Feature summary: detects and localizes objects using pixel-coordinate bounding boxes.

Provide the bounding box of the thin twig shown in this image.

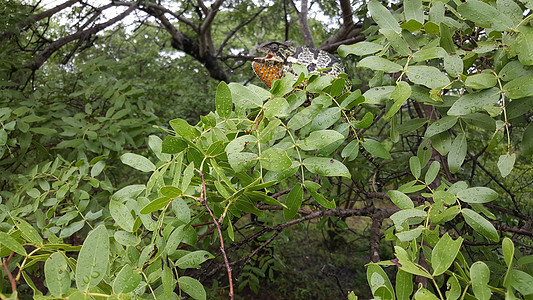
[195,168,234,300]
[2,252,17,297]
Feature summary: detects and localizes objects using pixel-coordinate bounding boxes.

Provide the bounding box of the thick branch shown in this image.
[29,3,137,71]
[34,0,80,22]
[294,0,315,47]
[319,0,363,52]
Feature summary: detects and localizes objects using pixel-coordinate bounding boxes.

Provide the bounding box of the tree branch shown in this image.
[294,0,315,47]
[29,3,137,71]
[196,168,234,300]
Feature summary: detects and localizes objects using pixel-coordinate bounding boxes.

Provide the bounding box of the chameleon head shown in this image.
[252,41,296,88]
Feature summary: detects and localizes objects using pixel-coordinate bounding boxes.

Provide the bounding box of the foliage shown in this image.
[1,0,533,299]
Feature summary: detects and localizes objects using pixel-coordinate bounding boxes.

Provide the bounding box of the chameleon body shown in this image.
[252,41,350,91]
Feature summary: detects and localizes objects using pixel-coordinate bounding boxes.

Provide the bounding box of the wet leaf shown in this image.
[75,225,109,290]
[45,252,71,297]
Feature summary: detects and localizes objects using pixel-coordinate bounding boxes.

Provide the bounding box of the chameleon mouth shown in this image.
[254,53,283,63]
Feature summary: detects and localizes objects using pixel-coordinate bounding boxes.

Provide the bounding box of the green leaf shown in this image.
[396,270,413,300]
[444,54,464,77]
[172,197,191,223]
[338,42,384,57]
[309,190,336,209]
[431,132,451,155]
[367,264,395,299]
[503,237,514,268]
[404,0,424,23]
[120,153,155,173]
[181,162,195,192]
[414,287,439,300]
[341,90,364,109]
[457,187,498,203]
[271,73,295,96]
[406,66,450,89]
[176,250,214,269]
[499,60,532,82]
[425,116,457,137]
[162,136,188,154]
[458,0,513,31]
[394,246,432,278]
[140,196,171,214]
[166,225,186,255]
[0,232,26,256]
[363,86,395,104]
[516,26,533,66]
[440,23,456,54]
[401,19,423,32]
[424,22,439,34]
[390,209,426,231]
[412,47,447,63]
[160,186,182,198]
[425,161,440,184]
[431,233,463,276]
[368,0,401,33]
[225,135,257,154]
[433,191,456,206]
[358,56,403,73]
[307,76,333,93]
[508,269,533,295]
[388,190,414,209]
[380,29,411,56]
[264,97,290,118]
[228,152,258,172]
[287,105,320,130]
[342,140,360,161]
[497,153,516,177]
[75,225,109,290]
[399,118,427,134]
[178,276,206,300]
[13,217,43,246]
[59,220,85,239]
[361,139,392,159]
[215,81,232,118]
[353,112,374,129]
[110,200,135,232]
[169,118,200,140]
[114,231,139,246]
[448,133,467,173]
[462,208,499,242]
[260,148,292,171]
[299,130,344,151]
[522,123,533,156]
[396,225,424,242]
[386,82,411,120]
[446,275,461,300]
[284,183,303,220]
[44,252,70,297]
[470,261,491,300]
[409,156,421,179]
[504,74,533,99]
[310,107,341,131]
[465,73,497,89]
[113,264,141,294]
[303,157,351,177]
[229,83,264,109]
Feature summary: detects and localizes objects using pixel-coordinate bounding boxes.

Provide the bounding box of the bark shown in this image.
[29,3,137,71]
[294,0,315,47]
[319,0,364,53]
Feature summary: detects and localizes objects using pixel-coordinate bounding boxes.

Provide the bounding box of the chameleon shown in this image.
[252,41,351,91]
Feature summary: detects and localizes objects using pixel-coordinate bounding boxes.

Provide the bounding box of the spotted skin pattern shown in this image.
[252,41,350,90]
